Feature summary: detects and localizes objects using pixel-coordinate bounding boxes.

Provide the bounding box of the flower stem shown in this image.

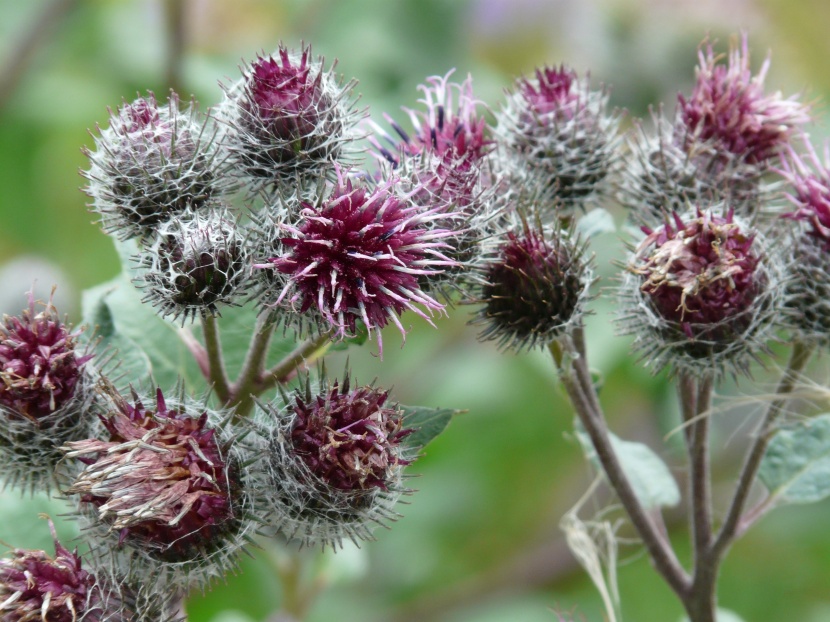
[258,330,334,393]
[712,340,814,560]
[201,314,231,404]
[230,326,333,419]
[677,372,717,622]
[549,337,690,598]
[678,373,714,571]
[227,313,278,418]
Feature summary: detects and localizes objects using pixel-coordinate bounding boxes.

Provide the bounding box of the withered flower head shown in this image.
[63,387,244,568]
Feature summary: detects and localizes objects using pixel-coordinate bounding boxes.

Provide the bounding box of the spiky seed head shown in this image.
[218,43,363,188]
[63,387,251,587]
[678,34,809,168]
[495,64,620,214]
[136,209,249,323]
[781,233,830,346]
[84,92,223,241]
[0,519,116,622]
[256,171,459,353]
[469,225,591,350]
[259,373,413,548]
[621,208,785,376]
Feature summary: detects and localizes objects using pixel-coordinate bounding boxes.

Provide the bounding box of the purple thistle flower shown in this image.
[369,73,495,299]
[260,372,414,547]
[495,64,620,212]
[775,139,830,344]
[371,70,490,166]
[0,520,110,622]
[290,377,412,492]
[242,47,328,167]
[219,43,362,186]
[64,387,243,566]
[257,172,459,352]
[621,207,786,376]
[0,290,92,422]
[780,140,830,250]
[518,65,581,121]
[470,226,590,350]
[678,34,809,166]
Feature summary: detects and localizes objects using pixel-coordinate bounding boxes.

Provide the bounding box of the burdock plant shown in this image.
[1,33,826,622]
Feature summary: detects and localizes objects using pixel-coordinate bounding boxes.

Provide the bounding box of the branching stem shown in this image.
[549,337,690,599]
[712,340,814,560]
[201,314,231,403]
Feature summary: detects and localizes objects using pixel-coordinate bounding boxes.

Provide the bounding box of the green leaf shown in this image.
[759,413,830,505]
[82,274,205,392]
[575,423,681,509]
[400,405,460,450]
[81,270,306,399]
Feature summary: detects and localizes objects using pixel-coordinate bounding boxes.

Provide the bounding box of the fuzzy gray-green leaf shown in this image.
[576,424,680,509]
[759,413,830,505]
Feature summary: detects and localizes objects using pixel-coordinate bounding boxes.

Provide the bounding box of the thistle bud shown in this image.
[63,386,252,588]
[620,111,721,224]
[136,209,249,323]
[621,208,784,375]
[255,171,460,354]
[495,65,620,214]
[84,93,223,241]
[218,44,363,188]
[469,224,591,350]
[0,290,95,493]
[260,373,413,547]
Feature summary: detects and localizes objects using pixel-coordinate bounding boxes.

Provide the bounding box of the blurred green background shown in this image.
[1,0,829,620]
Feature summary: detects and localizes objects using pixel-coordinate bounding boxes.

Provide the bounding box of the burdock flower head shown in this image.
[781,140,830,249]
[370,72,495,297]
[469,219,592,351]
[256,170,460,354]
[219,43,363,187]
[0,519,114,622]
[678,34,809,168]
[777,140,830,344]
[84,92,223,241]
[0,290,95,493]
[495,64,620,214]
[620,109,718,224]
[622,208,784,375]
[63,386,250,588]
[137,208,250,323]
[372,70,490,165]
[0,290,91,421]
[260,372,413,547]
